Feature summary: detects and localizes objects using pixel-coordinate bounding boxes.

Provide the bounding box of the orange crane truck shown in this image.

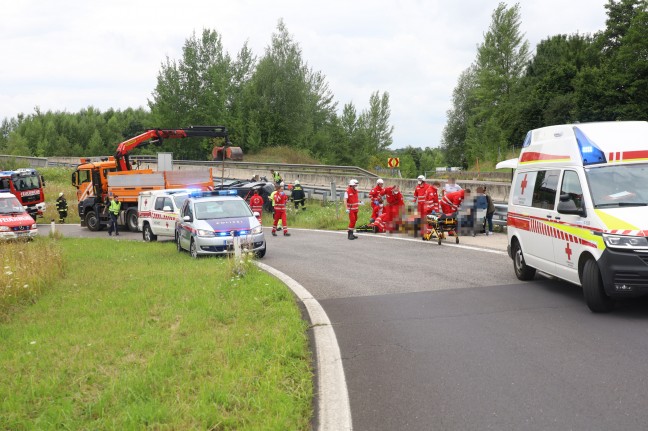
[71,126,230,231]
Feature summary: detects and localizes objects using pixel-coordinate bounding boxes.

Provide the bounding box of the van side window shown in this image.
[559,171,584,210]
[531,170,560,210]
[154,197,166,211]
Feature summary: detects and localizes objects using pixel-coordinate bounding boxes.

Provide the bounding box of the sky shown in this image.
[1,1,610,150]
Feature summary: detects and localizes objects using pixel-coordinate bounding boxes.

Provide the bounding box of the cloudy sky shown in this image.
[1,1,609,149]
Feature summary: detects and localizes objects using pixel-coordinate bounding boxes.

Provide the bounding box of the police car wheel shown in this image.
[190,239,199,258]
[255,244,266,258]
[143,224,157,242]
[512,240,536,281]
[582,258,614,313]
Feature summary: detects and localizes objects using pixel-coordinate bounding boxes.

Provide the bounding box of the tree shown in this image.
[441,66,477,166]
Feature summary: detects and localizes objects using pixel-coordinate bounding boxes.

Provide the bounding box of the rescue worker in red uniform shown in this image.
[421,180,440,237]
[413,175,429,234]
[369,178,385,222]
[272,184,291,236]
[440,189,465,216]
[344,179,360,240]
[249,189,264,223]
[374,185,404,233]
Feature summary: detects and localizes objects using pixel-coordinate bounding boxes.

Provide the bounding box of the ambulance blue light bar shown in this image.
[574,126,606,166]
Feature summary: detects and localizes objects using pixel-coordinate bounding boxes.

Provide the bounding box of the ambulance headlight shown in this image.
[602,233,648,249]
[197,229,214,237]
[251,225,263,235]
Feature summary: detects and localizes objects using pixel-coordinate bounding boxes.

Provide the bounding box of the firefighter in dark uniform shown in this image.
[55,192,68,223]
[291,180,306,210]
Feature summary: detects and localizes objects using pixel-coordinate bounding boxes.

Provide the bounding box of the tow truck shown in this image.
[0,168,46,220]
[71,126,231,231]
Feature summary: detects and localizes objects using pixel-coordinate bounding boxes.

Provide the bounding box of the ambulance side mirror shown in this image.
[557,194,586,217]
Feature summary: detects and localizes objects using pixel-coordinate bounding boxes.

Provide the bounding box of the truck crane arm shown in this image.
[114,125,230,171]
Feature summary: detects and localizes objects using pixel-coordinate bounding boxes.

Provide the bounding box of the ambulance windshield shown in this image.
[586,163,648,208]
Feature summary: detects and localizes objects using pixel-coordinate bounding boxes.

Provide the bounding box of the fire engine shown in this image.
[71,126,231,231]
[0,168,46,220]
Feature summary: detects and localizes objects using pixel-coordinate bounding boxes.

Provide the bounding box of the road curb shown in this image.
[254,261,353,431]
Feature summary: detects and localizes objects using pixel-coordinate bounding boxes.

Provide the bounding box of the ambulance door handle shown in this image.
[546,215,552,219]
[554,216,561,220]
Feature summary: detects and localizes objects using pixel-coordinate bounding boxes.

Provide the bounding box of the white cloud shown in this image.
[0,0,608,149]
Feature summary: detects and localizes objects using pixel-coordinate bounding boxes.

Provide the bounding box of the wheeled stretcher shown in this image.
[422,213,459,245]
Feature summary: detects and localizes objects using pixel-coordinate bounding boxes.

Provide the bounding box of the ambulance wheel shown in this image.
[126,209,138,232]
[86,211,100,231]
[512,240,536,280]
[143,224,157,242]
[190,239,199,259]
[582,258,614,313]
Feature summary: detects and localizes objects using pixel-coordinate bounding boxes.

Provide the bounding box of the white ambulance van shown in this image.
[137,189,192,242]
[507,121,648,312]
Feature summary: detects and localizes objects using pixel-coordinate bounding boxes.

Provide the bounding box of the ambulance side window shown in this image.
[531,170,560,210]
[559,171,584,210]
[154,197,166,211]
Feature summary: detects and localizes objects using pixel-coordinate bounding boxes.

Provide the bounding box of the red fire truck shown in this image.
[0,168,46,220]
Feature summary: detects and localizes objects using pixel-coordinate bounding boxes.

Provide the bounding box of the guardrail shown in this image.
[130,156,379,179]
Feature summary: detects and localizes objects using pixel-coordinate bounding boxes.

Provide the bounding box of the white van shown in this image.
[506,121,648,312]
[137,189,192,241]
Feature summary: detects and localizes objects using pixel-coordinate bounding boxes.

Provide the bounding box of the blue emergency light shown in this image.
[574,126,606,166]
[188,189,238,198]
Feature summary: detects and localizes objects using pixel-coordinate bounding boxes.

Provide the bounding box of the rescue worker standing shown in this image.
[249,189,264,223]
[270,169,283,185]
[291,180,306,210]
[55,192,68,223]
[107,195,121,236]
[344,179,360,240]
[369,178,385,222]
[413,175,430,219]
[272,184,290,237]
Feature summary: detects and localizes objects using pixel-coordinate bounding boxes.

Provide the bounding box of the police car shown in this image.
[175,191,266,258]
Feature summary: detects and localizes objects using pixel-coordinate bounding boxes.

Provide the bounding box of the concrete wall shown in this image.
[45,156,513,202]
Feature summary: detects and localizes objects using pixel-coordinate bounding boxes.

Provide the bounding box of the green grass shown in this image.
[0,238,313,430]
[261,201,375,230]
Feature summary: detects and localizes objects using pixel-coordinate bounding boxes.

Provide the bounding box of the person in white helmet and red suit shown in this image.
[413,175,430,235]
[344,179,360,240]
[368,178,385,222]
[271,183,291,237]
[372,185,404,233]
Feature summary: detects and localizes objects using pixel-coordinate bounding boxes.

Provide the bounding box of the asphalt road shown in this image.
[40,224,648,430]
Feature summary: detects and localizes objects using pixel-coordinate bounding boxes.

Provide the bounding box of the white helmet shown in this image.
[377,178,384,185]
[294,180,300,185]
[349,179,359,186]
[417,175,425,181]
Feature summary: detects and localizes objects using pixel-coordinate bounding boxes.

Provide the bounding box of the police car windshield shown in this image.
[586,163,648,208]
[0,197,23,214]
[194,199,252,220]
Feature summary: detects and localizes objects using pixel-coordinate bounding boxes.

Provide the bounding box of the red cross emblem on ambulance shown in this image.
[520,174,528,194]
[565,242,572,261]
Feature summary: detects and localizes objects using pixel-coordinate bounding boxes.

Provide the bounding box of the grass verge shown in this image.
[0,238,312,430]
